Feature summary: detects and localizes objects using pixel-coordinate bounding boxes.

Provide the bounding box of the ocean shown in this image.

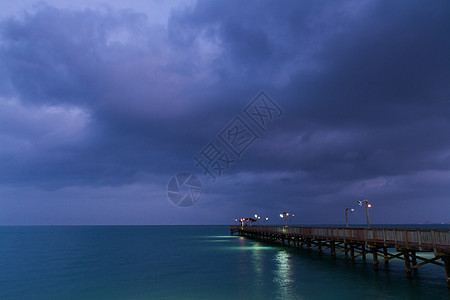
[0,225,449,299]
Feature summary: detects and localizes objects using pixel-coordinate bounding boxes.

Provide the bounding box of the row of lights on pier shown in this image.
[234,199,372,228]
[279,212,294,227]
[254,214,269,225]
[234,212,294,227]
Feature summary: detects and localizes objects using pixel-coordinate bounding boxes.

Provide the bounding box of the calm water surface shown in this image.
[0,226,449,299]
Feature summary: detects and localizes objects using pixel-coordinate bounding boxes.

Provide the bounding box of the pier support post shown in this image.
[443,256,450,289]
[411,251,417,269]
[350,244,355,263]
[362,245,366,261]
[331,242,336,258]
[384,247,389,265]
[372,247,378,270]
[404,251,412,278]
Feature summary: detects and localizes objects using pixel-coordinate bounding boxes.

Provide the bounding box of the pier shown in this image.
[230,225,450,288]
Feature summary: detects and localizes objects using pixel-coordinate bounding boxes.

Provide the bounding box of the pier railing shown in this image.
[230,225,450,253]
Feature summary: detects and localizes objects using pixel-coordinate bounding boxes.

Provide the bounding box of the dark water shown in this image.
[0,226,449,299]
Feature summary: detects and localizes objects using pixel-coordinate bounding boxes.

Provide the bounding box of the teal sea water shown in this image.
[0,225,449,300]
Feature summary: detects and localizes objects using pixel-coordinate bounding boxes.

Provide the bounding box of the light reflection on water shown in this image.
[251,242,264,288]
[229,238,298,299]
[274,250,295,299]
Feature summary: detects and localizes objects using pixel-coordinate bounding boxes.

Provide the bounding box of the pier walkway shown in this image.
[230,225,450,288]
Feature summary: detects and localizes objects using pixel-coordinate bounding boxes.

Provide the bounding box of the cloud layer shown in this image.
[0,1,449,224]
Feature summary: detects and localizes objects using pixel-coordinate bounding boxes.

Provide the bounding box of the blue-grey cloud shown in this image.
[0,1,449,224]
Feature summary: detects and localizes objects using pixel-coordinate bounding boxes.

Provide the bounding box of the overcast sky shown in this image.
[0,0,449,225]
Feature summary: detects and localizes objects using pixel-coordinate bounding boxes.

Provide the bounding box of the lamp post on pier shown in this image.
[345,208,354,227]
[254,214,261,225]
[358,200,372,228]
[280,212,293,227]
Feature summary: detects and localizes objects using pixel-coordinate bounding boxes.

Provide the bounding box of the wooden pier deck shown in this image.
[230,225,450,288]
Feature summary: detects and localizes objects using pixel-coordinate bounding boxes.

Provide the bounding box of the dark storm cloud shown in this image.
[166,0,450,223]
[0,4,218,187]
[168,0,450,167]
[0,1,449,224]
